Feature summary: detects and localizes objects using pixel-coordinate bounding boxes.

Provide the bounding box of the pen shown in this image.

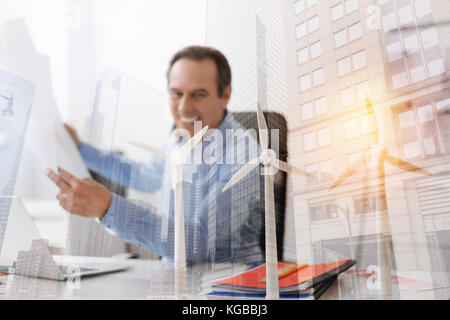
[258,264,308,282]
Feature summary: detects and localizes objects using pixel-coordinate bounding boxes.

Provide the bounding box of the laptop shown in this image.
[0,197,129,281]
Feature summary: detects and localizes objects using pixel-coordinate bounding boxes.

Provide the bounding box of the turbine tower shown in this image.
[329,98,432,297]
[128,125,209,299]
[222,104,310,300]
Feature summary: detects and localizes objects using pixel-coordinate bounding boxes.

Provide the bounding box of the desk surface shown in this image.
[0,257,449,300]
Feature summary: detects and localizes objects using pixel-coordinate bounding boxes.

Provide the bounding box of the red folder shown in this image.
[213,259,356,295]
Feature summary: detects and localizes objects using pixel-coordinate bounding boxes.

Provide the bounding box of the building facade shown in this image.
[284,0,450,298]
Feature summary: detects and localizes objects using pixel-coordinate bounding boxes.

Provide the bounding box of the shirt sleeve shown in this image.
[79,142,164,193]
[100,193,203,264]
[100,193,170,258]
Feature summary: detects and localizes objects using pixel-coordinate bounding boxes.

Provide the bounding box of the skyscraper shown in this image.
[205,0,295,264]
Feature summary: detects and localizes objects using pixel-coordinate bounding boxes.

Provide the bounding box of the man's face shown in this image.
[168,58,231,137]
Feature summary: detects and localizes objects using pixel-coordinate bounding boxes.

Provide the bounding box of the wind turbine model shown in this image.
[128,125,209,299]
[222,104,310,300]
[329,98,432,297]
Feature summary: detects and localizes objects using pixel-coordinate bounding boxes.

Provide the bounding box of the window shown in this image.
[403,141,421,158]
[305,163,318,184]
[352,51,367,70]
[341,87,355,106]
[294,0,305,14]
[301,102,314,121]
[302,98,328,120]
[424,137,437,155]
[387,41,402,62]
[361,115,373,135]
[318,127,330,147]
[354,193,387,215]
[337,57,351,76]
[304,132,316,151]
[344,115,377,139]
[356,81,371,101]
[348,22,362,41]
[345,0,358,13]
[305,160,334,186]
[382,12,398,33]
[298,42,321,65]
[385,9,444,89]
[338,51,367,77]
[398,5,414,26]
[414,0,432,18]
[410,65,426,83]
[308,16,319,33]
[306,0,318,8]
[365,148,378,168]
[394,98,448,158]
[398,110,415,128]
[297,47,309,65]
[332,3,344,21]
[296,16,319,39]
[296,22,307,39]
[319,160,334,182]
[344,118,360,139]
[436,98,450,115]
[392,72,408,89]
[347,152,361,166]
[347,148,379,173]
[404,35,420,55]
[428,59,445,77]
[310,41,322,59]
[421,27,438,49]
[312,68,324,86]
[417,105,434,123]
[315,97,327,116]
[309,203,338,222]
[334,29,347,48]
[332,0,358,21]
[299,73,311,92]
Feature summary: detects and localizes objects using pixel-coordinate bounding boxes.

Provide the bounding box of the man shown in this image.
[46,46,263,265]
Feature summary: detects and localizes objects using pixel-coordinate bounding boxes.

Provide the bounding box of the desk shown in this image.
[0,257,449,300]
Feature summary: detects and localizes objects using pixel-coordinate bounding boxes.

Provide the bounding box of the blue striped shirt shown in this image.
[79,112,264,265]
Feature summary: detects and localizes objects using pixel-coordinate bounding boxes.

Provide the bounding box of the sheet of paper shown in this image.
[0,19,90,177]
[55,122,91,178]
[0,19,59,172]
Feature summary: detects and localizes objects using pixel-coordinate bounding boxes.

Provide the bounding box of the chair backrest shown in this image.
[232,112,288,261]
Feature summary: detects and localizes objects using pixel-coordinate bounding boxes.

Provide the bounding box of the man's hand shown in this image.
[46,168,112,220]
[64,124,81,149]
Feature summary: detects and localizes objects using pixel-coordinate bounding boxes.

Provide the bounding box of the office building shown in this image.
[284,0,450,297]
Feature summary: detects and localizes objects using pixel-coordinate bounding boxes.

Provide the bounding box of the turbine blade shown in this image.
[384,154,433,176]
[177,125,209,156]
[222,158,262,192]
[257,103,269,150]
[277,159,312,177]
[127,140,170,159]
[329,157,367,190]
